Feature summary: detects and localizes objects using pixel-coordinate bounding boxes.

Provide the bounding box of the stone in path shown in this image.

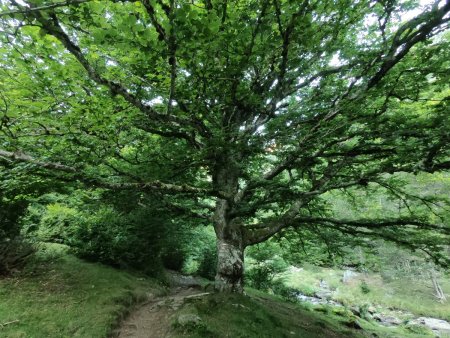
[116,286,208,338]
[115,271,209,338]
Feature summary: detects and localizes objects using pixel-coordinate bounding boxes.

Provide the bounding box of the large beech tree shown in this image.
[1,0,449,292]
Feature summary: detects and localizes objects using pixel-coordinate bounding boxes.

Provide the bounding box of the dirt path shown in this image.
[115,273,209,338]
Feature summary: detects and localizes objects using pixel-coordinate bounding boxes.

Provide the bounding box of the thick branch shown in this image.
[141,0,167,42]
[368,2,450,88]
[293,216,448,233]
[0,149,77,173]
[37,14,176,122]
[246,214,448,246]
[243,199,305,246]
[0,148,217,196]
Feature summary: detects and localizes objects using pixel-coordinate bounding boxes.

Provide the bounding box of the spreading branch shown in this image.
[8,1,208,141]
[245,214,448,246]
[0,149,77,173]
[0,148,220,196]
[368,1,450,88]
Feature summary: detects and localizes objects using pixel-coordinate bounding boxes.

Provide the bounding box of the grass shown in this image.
[282,265,450,321]
[170,289,363,338]
[0,244,165,338]
[2,245,447,338]
[169,288,437,338]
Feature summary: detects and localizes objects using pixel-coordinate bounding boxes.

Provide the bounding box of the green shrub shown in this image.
[21,193,184,277]
[68,206,168,275]
[161,249,186,271]
[246,261,278,290]
[197,242,217,280]
[404,323,434,335]
[358,304,372,321]
[270,279,298,302]
[0,237,35,276]
[23,203,79,243]
[360,280,371,294]
[245,242,288,290]
[0,192,29,239]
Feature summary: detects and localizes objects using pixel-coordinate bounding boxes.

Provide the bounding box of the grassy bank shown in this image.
[170,290,362,338]
[170,289,436,338]
[2,245,446,338]
[0,244,165,338]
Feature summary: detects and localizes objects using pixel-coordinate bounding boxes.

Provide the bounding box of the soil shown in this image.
[114,272,208,338]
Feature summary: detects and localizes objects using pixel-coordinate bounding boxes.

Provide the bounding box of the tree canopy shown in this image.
[0,0,449,292]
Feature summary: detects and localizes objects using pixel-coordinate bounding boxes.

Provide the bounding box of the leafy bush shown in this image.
[21,192,187,277]
[68,206,171,275]
[358,304,372,320]
[405,324,434,335]
[160,224,197,272]
[0,237,35,276]
[245,242,288,290]
[246,260,279,290]
[360,280,371,294]
[269,279,298,302]
[196,242,217,280]
[161,248,186,271]
[0,190,29,241]
[179,227,217,279]
[0,181,38,276]
[22,203,79,243]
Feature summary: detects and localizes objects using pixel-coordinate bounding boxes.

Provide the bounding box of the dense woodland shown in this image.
[0,0,449,336]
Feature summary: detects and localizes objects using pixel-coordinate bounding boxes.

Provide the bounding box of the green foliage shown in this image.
[68,206,168,274]
[357,304,372,321]
[269,279,299,303]
[360,281,371,294]
[23,202,79,243]
[196,241,217,280]
[0,171,51,275]
[161,248,186,272]
[21,191,187,276]
[404,324,434,335]
[0,0,449,291]
[0,237,35,276]
[0,171,55,240]
[245,242,289,290]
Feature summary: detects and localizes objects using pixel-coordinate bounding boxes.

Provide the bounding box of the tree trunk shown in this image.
[215,237,244,293]
[211,151,244,292]
[213,198,245,293]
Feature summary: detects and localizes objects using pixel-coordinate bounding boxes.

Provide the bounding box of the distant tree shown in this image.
[0,0,449,292]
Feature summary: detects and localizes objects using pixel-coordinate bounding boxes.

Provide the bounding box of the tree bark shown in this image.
[215,237,244,293]
[213,198,245,293]
[211,152,245,292]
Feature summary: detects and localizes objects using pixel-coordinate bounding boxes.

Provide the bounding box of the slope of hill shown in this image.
[1,246,446,338]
